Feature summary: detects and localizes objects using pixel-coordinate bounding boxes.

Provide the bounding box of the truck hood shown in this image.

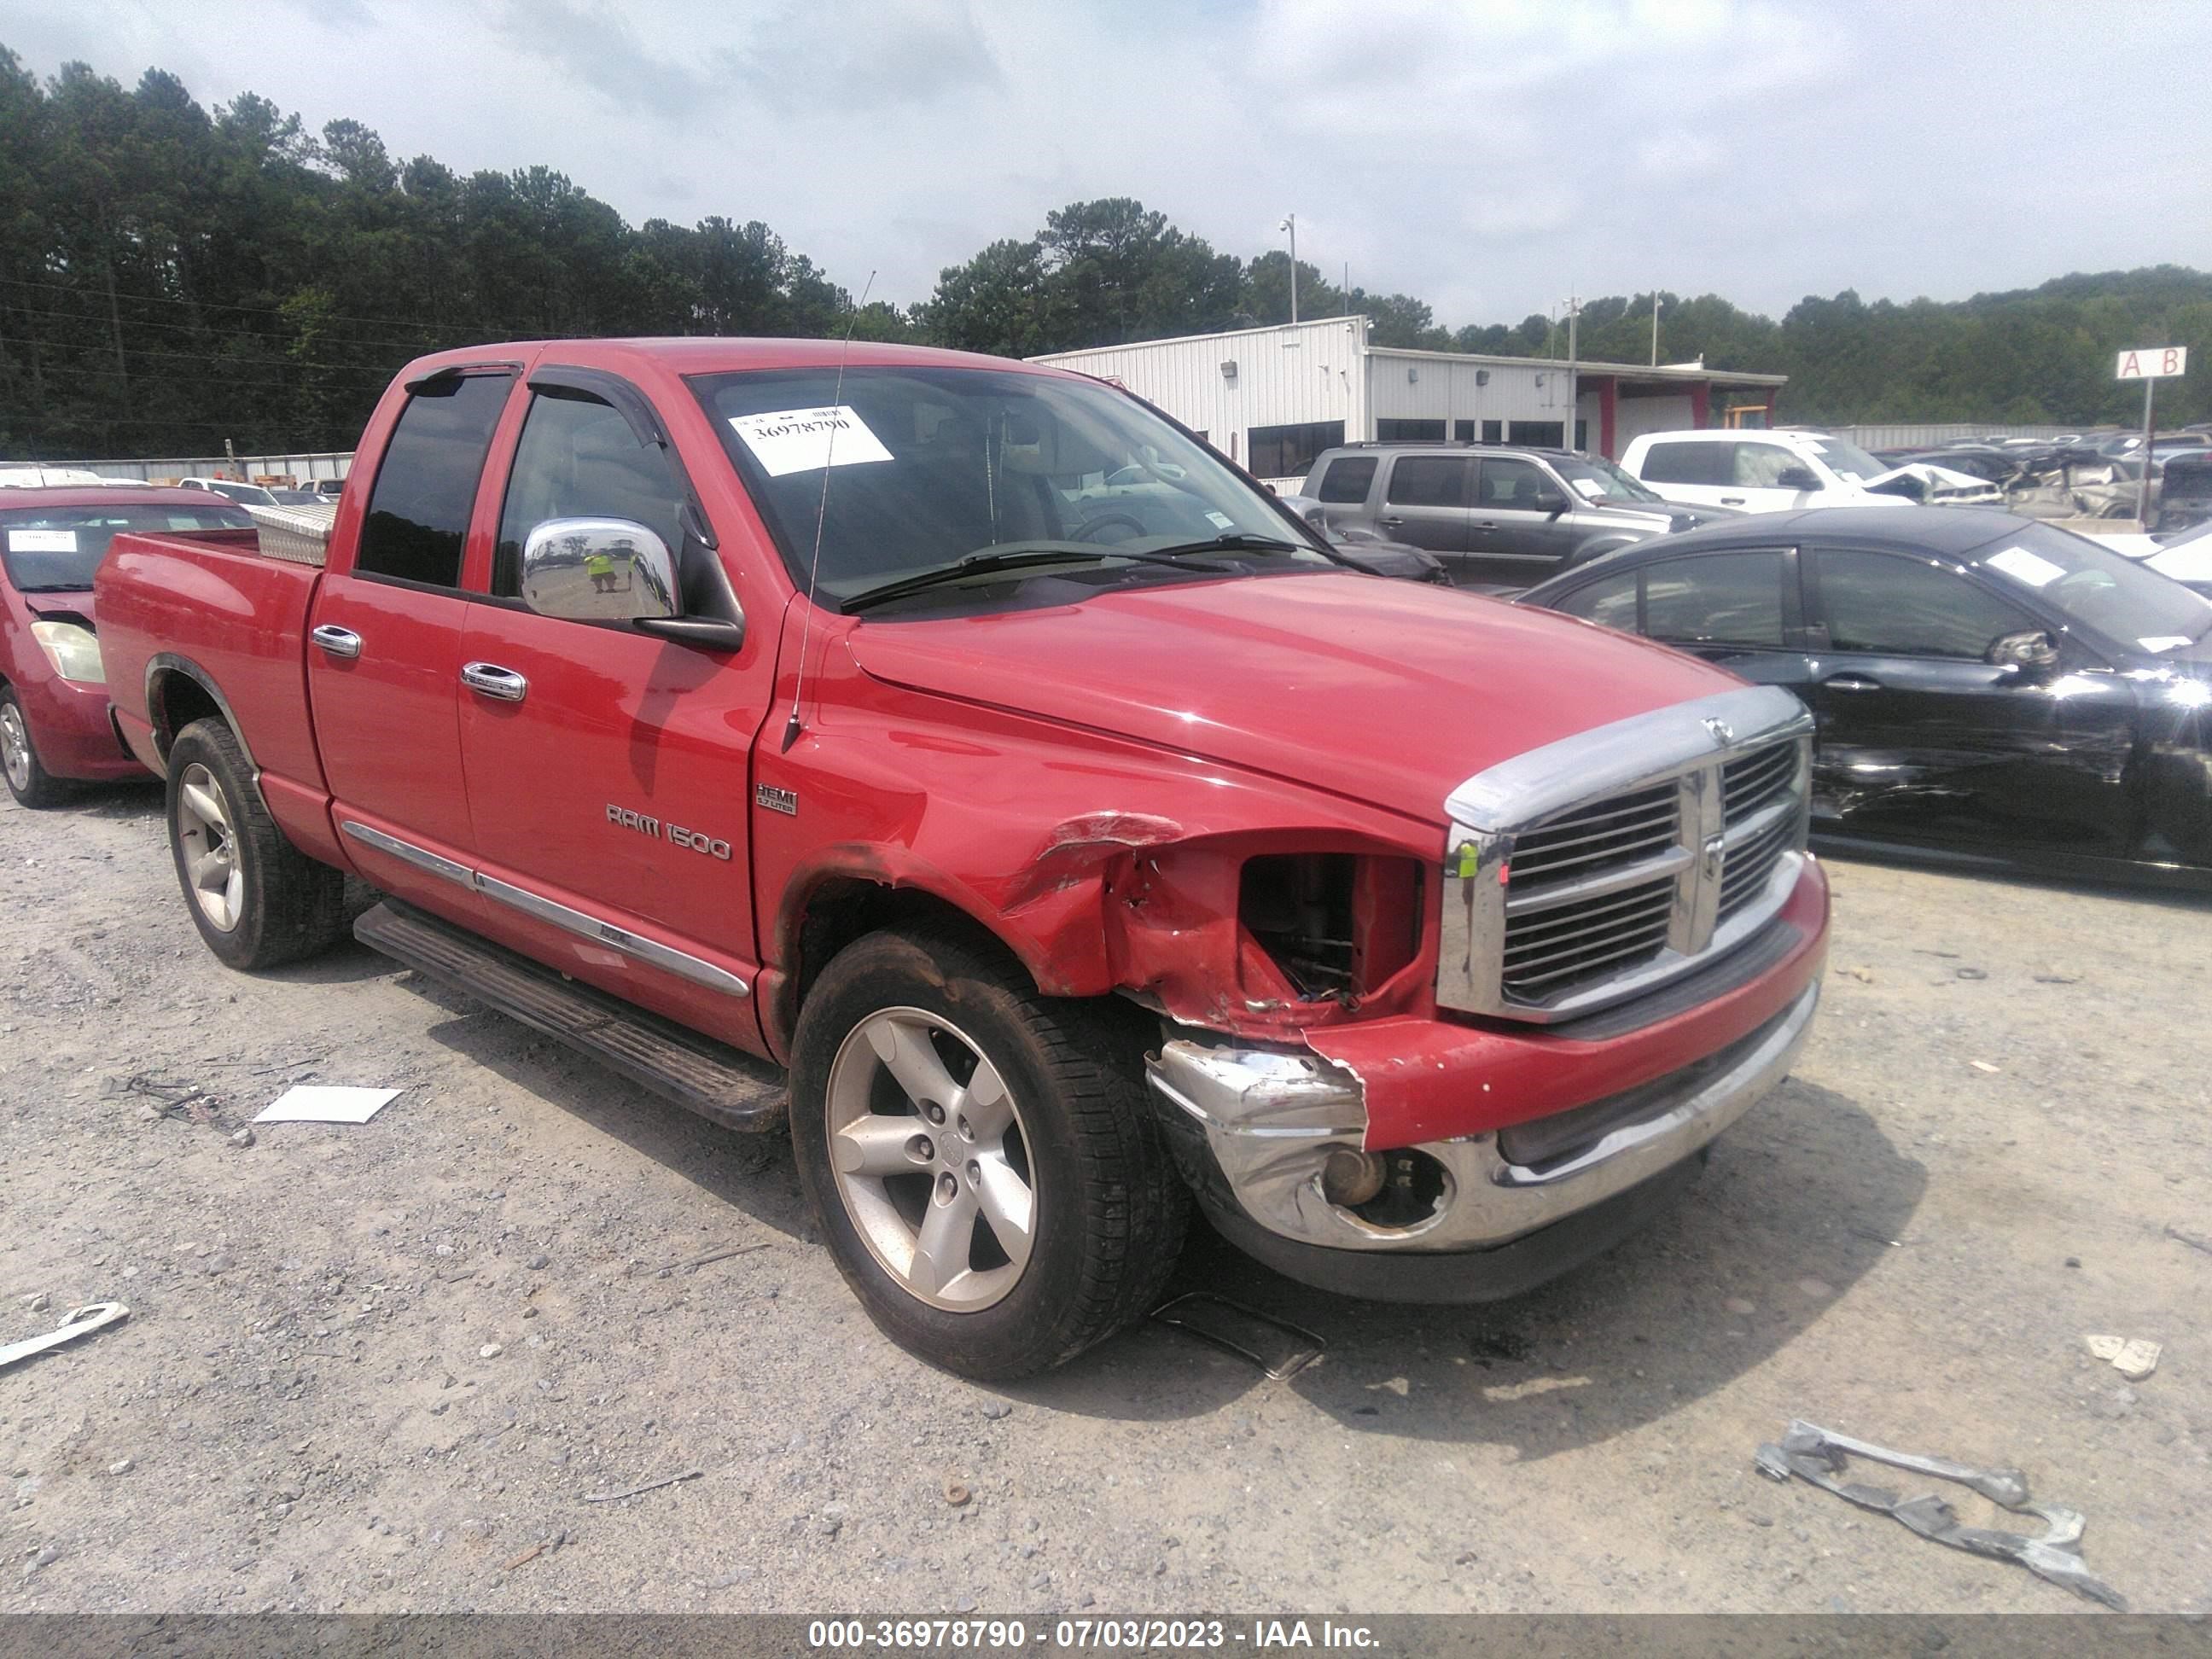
[846,572,1741,825]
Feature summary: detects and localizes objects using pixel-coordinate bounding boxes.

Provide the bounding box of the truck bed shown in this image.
[97,526,332,825]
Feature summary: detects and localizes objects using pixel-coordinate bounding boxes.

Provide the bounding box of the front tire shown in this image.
[0,687,68,809]
[790,926,1188,1379]
[166,718,345,969]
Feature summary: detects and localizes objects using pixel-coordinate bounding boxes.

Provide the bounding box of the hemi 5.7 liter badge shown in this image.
[754,784,799,816]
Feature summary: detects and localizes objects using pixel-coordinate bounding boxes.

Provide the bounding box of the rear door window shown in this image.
[1316,457,1378,504]
[357,371,514,587]
[1384,456,1470,508]
[1554,570,1639,632]
[1642,551,1788,646]
[1640,441,1730,486]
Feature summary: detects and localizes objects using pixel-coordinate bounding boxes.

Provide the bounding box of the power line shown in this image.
[0,272,476,335]
[0,332,405,376]
[0,299,449,354]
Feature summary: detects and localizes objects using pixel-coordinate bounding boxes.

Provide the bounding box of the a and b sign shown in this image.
[2116,346,2187,380]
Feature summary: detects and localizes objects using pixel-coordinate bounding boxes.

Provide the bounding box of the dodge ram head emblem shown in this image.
[1703,716,1736,747]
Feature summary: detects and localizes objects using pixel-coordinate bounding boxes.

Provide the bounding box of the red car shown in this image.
[96,340,1829,1377]
[0,487,253,806]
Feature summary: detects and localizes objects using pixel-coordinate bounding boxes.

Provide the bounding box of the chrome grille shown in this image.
[1719,806,1797,921]
[1505,783,1678,884]
[1502,872,1675,999]
[1437,686,1814,1024]
[1721,739,1797,826]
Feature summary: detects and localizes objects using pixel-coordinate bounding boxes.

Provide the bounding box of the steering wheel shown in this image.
[1070,512,1149,545]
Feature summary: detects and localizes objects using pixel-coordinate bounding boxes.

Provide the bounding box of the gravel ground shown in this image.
[3,781,2209,1616]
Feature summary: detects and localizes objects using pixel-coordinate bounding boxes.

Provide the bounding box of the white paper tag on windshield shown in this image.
[727,405,893,478]
[1204,510,1236,531]
[7,529,77,552]
[1984,545,2065,588]
[1571,477,1606,499]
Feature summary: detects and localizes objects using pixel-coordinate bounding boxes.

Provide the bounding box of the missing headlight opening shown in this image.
[1239,853,1421,1003]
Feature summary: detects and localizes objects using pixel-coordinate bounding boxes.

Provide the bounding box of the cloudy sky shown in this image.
[10,0,2211,328]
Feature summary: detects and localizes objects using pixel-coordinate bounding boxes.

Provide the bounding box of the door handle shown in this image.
[1720,496,1747,505]
[461,661,528,702]
[1377,515,1406,527]
[1821,673,1882,692]
[310,624,362,660]
[1473,521,1499,532]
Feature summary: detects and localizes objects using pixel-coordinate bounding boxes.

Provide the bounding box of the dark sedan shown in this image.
[1517,508,2212,886]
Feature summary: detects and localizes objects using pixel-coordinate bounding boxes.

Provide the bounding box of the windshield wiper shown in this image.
[839,545,1231,614]
[1141,533,1308,559]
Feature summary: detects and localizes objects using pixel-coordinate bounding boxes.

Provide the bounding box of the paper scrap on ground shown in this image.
[727,405,893,478]
[255,1086,401,1125]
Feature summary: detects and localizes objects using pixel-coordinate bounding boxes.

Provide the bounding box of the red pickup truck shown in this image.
[95,339,1829,1377]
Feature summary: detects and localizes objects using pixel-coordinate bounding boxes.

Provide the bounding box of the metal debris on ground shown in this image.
[118,1074,218,1125]
[1,1301,131,1372]
[2166,1223,2212,1258]
[2083,1335,2162,1382]
[580,1467,701,1504]
[1150,1292,1324,1380]
[254,1085,401,1125]
[646,1241,771,1277]
[1754,1418,2124,1609]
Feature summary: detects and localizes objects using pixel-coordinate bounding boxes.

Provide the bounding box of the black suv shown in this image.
[1299,443,1717,588]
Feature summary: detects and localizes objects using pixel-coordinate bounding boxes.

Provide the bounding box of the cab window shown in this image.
[494,389,689,598]
[1639,441,1731,486]
[357,371,513,587]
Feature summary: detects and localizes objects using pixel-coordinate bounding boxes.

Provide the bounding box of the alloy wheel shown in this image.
[0,704,30,793]
[175,762,244,932]
[824,1007,1037,1313]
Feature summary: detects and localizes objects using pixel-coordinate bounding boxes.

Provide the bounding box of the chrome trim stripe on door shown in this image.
[341,818,475,888]
[335,820,749,998]
[474,875,752,998]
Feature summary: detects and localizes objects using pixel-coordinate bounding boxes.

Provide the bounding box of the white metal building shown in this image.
[1032,316,1787,485]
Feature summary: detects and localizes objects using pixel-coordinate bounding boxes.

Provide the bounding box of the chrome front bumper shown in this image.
[1146,981,1818,1258]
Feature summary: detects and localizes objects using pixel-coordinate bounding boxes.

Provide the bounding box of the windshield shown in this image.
[1971,521,2212,651]
[1555,454,1664,504]
[1,502,254,590]
[1802,436,1891,484]
[692,365,1330,606]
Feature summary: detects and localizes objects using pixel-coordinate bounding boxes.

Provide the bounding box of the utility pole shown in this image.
[1562,293,1581,443]
[2139,375,2157,522]
[1650,292,1661,366]
[1279,215,1298,324]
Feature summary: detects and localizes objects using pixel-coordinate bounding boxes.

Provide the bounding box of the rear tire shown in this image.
[0,687,68,809]
[166,718,345,969]
[790,925,1189,1379]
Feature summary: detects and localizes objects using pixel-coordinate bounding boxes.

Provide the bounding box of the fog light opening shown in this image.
[1341,1149,1450,1231]
[1319,1148,1386,1208]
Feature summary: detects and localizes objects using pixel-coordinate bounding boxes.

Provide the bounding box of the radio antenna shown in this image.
[781,269,876,754]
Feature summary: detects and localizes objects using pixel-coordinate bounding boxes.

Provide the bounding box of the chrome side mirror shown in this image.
[1988,628,2059,675]
[520,518,679,625]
